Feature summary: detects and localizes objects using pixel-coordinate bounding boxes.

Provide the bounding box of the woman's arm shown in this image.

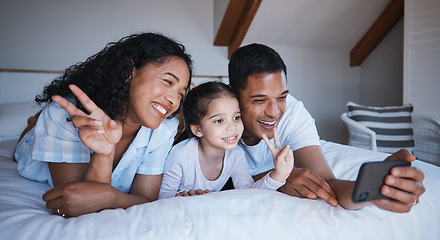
[43,174,162,217]
[42,84,130,217]
[18,110,42,143]
[51,84,122,185]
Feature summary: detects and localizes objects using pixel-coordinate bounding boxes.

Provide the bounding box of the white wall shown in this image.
[0,72,60,104]
[0,0,230,104]
[404,0,440,121]
[359,19,404,107]
[0,0,228,74]
[1,0,399,145]
[269,46,360,144]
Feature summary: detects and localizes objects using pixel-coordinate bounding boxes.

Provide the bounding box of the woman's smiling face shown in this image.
[127,57,190,129]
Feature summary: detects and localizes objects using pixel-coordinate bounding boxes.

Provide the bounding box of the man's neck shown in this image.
[241,135,261,146]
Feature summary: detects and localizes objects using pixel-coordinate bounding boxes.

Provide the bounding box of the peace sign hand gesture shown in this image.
[52,84,122,156]
[262,128,294,183]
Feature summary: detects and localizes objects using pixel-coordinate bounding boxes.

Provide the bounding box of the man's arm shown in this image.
[268,145,425,212]
[279,145,338,207]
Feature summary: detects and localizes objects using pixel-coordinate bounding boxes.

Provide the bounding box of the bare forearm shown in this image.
[83,152,114,184]
[107,187,154,210]
[326,179,370,210]
[44,181,155,217]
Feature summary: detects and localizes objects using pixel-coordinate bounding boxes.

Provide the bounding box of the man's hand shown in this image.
[373,149,425,213]
[278,168,338,207]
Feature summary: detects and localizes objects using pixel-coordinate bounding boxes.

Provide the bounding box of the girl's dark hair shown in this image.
[228,43,286,95]
[175,81,237,144]
[36,32,193,120]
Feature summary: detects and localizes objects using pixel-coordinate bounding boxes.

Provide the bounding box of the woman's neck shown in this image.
[112,118,140,170]
[121,117,141,140]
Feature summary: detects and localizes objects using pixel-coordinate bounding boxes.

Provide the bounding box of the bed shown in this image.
[1,101,440,240]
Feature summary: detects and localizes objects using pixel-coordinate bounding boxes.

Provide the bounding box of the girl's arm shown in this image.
[230,149,285,190]
[158,150,185,199]
[175,189,211,197]
[159,141,211,198]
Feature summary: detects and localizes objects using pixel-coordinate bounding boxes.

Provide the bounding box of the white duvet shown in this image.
[1,138,439,240]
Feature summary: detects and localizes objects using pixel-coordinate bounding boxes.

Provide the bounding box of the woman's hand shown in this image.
[44,174,162,218]
[43,181,116,218]
[262,128,294,183]
[175,189,211,197]
[373,149,426,213]
[52,84,122,156]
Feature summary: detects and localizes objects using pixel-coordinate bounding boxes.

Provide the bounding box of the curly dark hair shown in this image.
[36,32,193,120]
[228,43,286,95]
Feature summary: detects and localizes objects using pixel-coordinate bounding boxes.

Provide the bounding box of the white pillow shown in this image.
[0,101,42,140]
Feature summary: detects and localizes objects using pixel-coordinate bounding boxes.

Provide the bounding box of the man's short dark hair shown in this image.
[228,43,287,94]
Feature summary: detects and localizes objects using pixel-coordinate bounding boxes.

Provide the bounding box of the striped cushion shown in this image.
[347,101,414,153]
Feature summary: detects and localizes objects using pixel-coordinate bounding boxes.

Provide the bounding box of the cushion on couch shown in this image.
[347,101,414,153]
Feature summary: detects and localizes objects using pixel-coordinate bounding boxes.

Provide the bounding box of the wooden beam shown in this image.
[214,0,262,59]
[214,1,248,46]
[350,0,404,67]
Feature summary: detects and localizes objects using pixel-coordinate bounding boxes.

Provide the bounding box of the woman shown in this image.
[14,32,192,217]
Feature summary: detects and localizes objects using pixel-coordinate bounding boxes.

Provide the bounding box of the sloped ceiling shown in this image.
[241,0,393,51]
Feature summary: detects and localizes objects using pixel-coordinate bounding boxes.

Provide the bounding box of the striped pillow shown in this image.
[347,101,414,153]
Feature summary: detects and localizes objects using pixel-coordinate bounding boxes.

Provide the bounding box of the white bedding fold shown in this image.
[1,139,439,240]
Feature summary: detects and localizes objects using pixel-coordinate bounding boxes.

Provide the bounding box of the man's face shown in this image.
[237,71,288,146]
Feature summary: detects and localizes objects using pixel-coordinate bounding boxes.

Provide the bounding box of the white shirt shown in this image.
[159,138,284,199]
[238,95,321,176]
[14,101,178,193]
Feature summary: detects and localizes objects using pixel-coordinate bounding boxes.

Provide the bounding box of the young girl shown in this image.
[159,82,293,199]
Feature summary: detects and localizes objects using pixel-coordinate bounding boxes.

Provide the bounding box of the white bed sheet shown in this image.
[0,138,439,240]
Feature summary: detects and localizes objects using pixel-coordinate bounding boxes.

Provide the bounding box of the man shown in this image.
[228,43,425,212]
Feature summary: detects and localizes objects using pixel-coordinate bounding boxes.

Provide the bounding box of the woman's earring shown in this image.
[125,74,132,84]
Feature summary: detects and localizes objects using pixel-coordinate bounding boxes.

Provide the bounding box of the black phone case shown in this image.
[352,159,411,203]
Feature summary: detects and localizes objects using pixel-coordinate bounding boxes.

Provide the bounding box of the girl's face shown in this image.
[192,95,244,151]
[127,57,190,129]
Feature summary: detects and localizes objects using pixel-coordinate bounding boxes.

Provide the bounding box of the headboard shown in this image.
[0,68,228,140]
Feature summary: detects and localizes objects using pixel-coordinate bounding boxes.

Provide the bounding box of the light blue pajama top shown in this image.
[14,101,178,193]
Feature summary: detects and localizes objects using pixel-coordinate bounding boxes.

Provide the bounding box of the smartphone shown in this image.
[352,159,411,203]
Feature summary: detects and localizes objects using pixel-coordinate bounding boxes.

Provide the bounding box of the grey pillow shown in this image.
[347,101,414,153]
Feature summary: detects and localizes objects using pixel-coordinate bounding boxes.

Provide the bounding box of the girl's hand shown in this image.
[175,189,211,197]
[52,84,122,156]
[262,128,294,183]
